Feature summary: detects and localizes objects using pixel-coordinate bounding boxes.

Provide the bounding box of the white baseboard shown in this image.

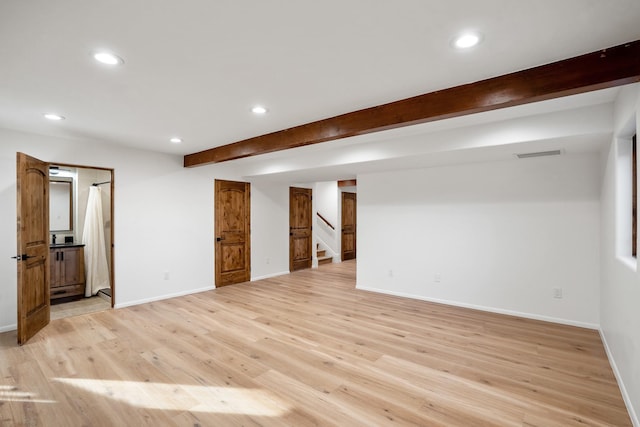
[599,329,639,427]
[0,323,17,333]
[115,284,217,309]
[115,271,290,310]
[251,271,289,281]
[356,286,600,330]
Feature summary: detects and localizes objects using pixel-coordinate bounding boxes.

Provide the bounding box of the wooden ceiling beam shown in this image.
[338,179,357,188]
[184,40,640,168]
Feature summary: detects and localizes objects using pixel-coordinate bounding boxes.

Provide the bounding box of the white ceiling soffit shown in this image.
[243,133,608,185]
[0,1,639,157]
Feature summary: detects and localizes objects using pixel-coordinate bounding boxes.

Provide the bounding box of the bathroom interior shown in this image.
[49,164,113,319]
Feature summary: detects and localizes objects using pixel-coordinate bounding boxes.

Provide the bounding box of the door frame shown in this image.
[50,162,116,307]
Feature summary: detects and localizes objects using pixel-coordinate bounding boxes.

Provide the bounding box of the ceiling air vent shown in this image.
[515,149,562,159]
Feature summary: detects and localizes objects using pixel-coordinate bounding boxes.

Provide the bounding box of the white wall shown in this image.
[357,153,602,328]
[316,182,338,226]
[249,181,290,280]
[600,84,640,426]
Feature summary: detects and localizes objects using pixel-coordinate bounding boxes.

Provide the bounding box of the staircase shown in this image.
[317,243,333,265]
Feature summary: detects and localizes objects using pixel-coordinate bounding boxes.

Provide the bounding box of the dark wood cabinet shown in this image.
[50,245,85,300]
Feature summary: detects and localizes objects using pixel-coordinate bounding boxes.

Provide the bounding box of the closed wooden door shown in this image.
[341,192,357,261]
[215,180,251,287]
[16,153,50,345]
[290,187,312,271]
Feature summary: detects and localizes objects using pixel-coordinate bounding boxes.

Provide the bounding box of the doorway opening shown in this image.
[48,163,115,320]
[300,180,357,270]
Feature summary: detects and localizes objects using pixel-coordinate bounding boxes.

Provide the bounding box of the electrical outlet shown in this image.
[434,273,441,283]
[388,269,393,277]
[164,271,170,280]
[553,288,563,299]
[266,257,270,265]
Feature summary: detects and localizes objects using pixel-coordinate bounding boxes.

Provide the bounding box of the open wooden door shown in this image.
[341,192,356,261]
[16,153,50,345]
[289,187,312,271]
[215,179,251,287]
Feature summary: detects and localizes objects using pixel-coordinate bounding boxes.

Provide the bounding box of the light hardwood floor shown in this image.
[0,261,631,426]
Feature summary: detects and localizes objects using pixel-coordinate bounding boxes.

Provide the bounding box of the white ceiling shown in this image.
[1,1,639,175]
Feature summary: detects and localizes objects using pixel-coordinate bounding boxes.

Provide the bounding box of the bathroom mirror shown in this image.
[50,180,73,232]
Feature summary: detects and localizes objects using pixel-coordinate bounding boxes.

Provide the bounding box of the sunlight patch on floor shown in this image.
[0,385,56,403]
[53,378,290,416]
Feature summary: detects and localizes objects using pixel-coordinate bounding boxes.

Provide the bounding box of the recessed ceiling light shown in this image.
[43,113,65,121]
[252,105,268,114]
[453,32,482,49]
[93,51,124,65]
[170,137,182,144]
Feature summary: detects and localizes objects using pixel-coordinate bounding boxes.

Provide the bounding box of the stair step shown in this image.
[318,255,333,265]
[317,249,326,257]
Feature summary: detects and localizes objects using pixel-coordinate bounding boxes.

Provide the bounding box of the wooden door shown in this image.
[16,153,50,345]
[289,187,312,271]
[215,180,251,287]
[341,192,357,261]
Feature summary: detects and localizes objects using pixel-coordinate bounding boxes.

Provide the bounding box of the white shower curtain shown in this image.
[83,186,110,296]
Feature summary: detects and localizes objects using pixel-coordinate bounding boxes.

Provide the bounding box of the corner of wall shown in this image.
[599,328,640,427]
[599,82,640,427]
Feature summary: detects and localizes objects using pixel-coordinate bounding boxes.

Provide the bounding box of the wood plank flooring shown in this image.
[0,261,631,426]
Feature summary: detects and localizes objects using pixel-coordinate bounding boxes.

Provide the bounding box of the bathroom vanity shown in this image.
[50,244,85,300]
